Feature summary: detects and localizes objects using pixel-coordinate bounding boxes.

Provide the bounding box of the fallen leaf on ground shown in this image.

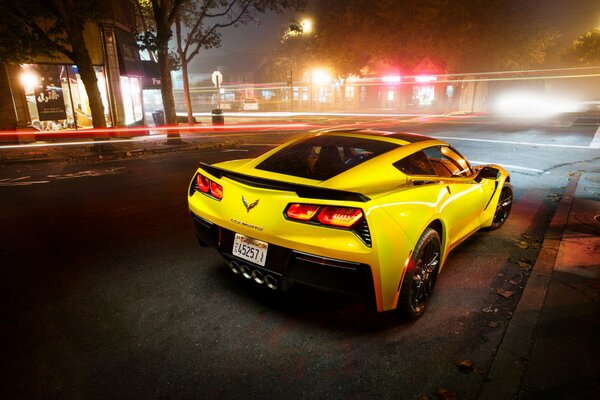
[488,321,501,328]
[497,288,514,298]
[509,280,518,286]
[513,239,529,249]
[545,193,562,202]
[434,387,457,400]
[457,359,474,373]
[518,261,532,271]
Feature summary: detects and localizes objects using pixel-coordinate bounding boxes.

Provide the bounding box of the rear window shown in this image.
[256,135,399,180]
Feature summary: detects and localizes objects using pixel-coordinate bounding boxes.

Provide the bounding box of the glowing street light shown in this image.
[311,68,331,85]
[300,18,313,34]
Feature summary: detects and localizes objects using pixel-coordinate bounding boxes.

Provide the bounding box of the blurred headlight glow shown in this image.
[494,92,585,118]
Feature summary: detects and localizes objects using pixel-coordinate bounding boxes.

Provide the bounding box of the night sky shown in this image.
[189,0,600,75]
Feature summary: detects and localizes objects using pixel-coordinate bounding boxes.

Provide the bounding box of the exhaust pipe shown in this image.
[228,260,240,274]
[251,270,265,284]
[240,264,252,280]
[265,275,278,290]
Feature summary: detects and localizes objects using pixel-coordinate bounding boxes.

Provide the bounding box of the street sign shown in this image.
[211,71,223,87]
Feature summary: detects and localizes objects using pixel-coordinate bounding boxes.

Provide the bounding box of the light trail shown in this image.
[432,136,594,149]
[469,160,544,173]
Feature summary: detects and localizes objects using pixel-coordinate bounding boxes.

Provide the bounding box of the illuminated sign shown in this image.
[415,75,438,83]
[382,75,402,83]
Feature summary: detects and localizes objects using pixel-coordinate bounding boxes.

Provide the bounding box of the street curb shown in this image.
[478,172,582,400]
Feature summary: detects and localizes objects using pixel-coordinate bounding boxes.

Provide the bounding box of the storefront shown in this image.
[21,63,112,131]
[114,28,144,127]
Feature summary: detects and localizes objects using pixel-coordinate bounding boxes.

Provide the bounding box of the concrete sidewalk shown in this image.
[479,172,600,399]
[0,135,238,165]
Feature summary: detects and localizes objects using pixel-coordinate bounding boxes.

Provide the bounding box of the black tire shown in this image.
[488,183,513,230]
[397,227,442,320]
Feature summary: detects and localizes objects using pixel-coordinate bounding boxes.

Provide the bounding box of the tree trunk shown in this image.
[157,41,181,141]
[69,24,106,129]
[181,60,194,125]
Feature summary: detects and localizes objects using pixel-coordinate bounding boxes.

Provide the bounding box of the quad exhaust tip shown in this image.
[240,264,252,280]
[228,260,278,290]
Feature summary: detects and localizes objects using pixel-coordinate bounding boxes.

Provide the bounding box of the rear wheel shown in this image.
[397,228,441,320]
[488,183,513,230]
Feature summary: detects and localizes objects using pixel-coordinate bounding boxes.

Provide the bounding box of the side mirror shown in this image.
[475,166,500,183]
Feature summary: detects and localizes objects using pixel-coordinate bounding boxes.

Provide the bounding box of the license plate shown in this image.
[232,233,268,266]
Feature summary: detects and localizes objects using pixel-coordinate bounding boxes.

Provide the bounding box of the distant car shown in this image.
[241,98,259,111]
[188,130,512,319]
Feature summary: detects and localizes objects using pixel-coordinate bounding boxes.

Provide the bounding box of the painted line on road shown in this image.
[590,124,600,148]
[433,136,592,149]
[469,160,544,173]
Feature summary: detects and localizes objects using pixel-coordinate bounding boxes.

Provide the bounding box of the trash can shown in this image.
[211,108,224,126]
[152,110,164,126]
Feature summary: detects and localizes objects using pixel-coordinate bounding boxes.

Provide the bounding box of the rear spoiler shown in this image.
[199,163,370,202]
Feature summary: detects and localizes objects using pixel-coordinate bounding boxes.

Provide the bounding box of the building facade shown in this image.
[0,1,144,133]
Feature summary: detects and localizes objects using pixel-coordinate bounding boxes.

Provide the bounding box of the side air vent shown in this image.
[354,219,372,247]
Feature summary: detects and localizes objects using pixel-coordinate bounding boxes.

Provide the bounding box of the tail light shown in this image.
[317,207,363,228]
[196,174,210,193]
[192,173,223,201]
[286,204,320,221]
[285,203,364,228]
[210,181,223,199]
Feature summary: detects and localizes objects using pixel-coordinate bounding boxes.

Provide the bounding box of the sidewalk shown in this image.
[0,134,238,165]
[479,172,600,399]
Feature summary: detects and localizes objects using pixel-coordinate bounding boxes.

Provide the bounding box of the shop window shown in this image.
[21,63,112,131]
[413,85,435,106]
[345,86,355,103]
[120,76,143,125]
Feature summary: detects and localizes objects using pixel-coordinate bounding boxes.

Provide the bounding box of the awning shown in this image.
[115,28,144,77]
[142,60,161,89]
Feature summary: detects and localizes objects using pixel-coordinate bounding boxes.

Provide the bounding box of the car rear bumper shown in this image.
[191,212,377,310]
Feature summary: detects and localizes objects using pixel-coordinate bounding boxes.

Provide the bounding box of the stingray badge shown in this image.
[242,196,259,213]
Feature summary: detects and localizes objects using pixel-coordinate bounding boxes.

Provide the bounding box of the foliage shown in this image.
[0,1,108,63]
[563,28,600,65]
[279,0,559,79]
[0,0,109,128]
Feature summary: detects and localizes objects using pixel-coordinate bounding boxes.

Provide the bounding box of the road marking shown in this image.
[433,136,592,149]
[590,125,600,148]
[0,177,50,186]
[0,168,126,186]
[469,160,544,173]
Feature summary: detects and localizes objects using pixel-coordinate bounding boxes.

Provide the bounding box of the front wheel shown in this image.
[397,228,442,320]
[488,183,513,230]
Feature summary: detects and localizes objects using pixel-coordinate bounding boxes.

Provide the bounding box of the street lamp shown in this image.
[309,68,331,112]
[286,17,313,112]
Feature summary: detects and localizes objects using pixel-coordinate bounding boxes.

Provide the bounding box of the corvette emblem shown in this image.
[242,196,259,213]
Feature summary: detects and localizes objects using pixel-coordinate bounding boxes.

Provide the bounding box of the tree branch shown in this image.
[186,1,251,62]
[7,4,75,60]
[205,0,240,19]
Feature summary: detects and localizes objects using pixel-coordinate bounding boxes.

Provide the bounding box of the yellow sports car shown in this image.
[188,130,512,319]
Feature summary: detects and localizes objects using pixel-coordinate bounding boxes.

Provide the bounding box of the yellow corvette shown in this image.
[188,130,512,319]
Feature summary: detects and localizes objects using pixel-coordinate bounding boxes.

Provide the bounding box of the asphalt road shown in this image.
[1,116,599,399]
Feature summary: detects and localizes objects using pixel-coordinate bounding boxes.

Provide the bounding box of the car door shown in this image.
[423,146,492,247]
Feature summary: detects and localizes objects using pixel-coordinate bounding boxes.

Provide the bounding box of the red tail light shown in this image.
[196,174,210,193]
[210,181,223,199]
[318,207,363,227]
[285,203,364,228]
[286,204,320,221]
[193,173,223,200]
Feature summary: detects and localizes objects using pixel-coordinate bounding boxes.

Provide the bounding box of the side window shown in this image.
[394,151,436,176]
[423,146,473,178]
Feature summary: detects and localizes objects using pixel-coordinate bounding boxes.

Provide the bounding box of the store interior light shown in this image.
[21,71,40,90]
